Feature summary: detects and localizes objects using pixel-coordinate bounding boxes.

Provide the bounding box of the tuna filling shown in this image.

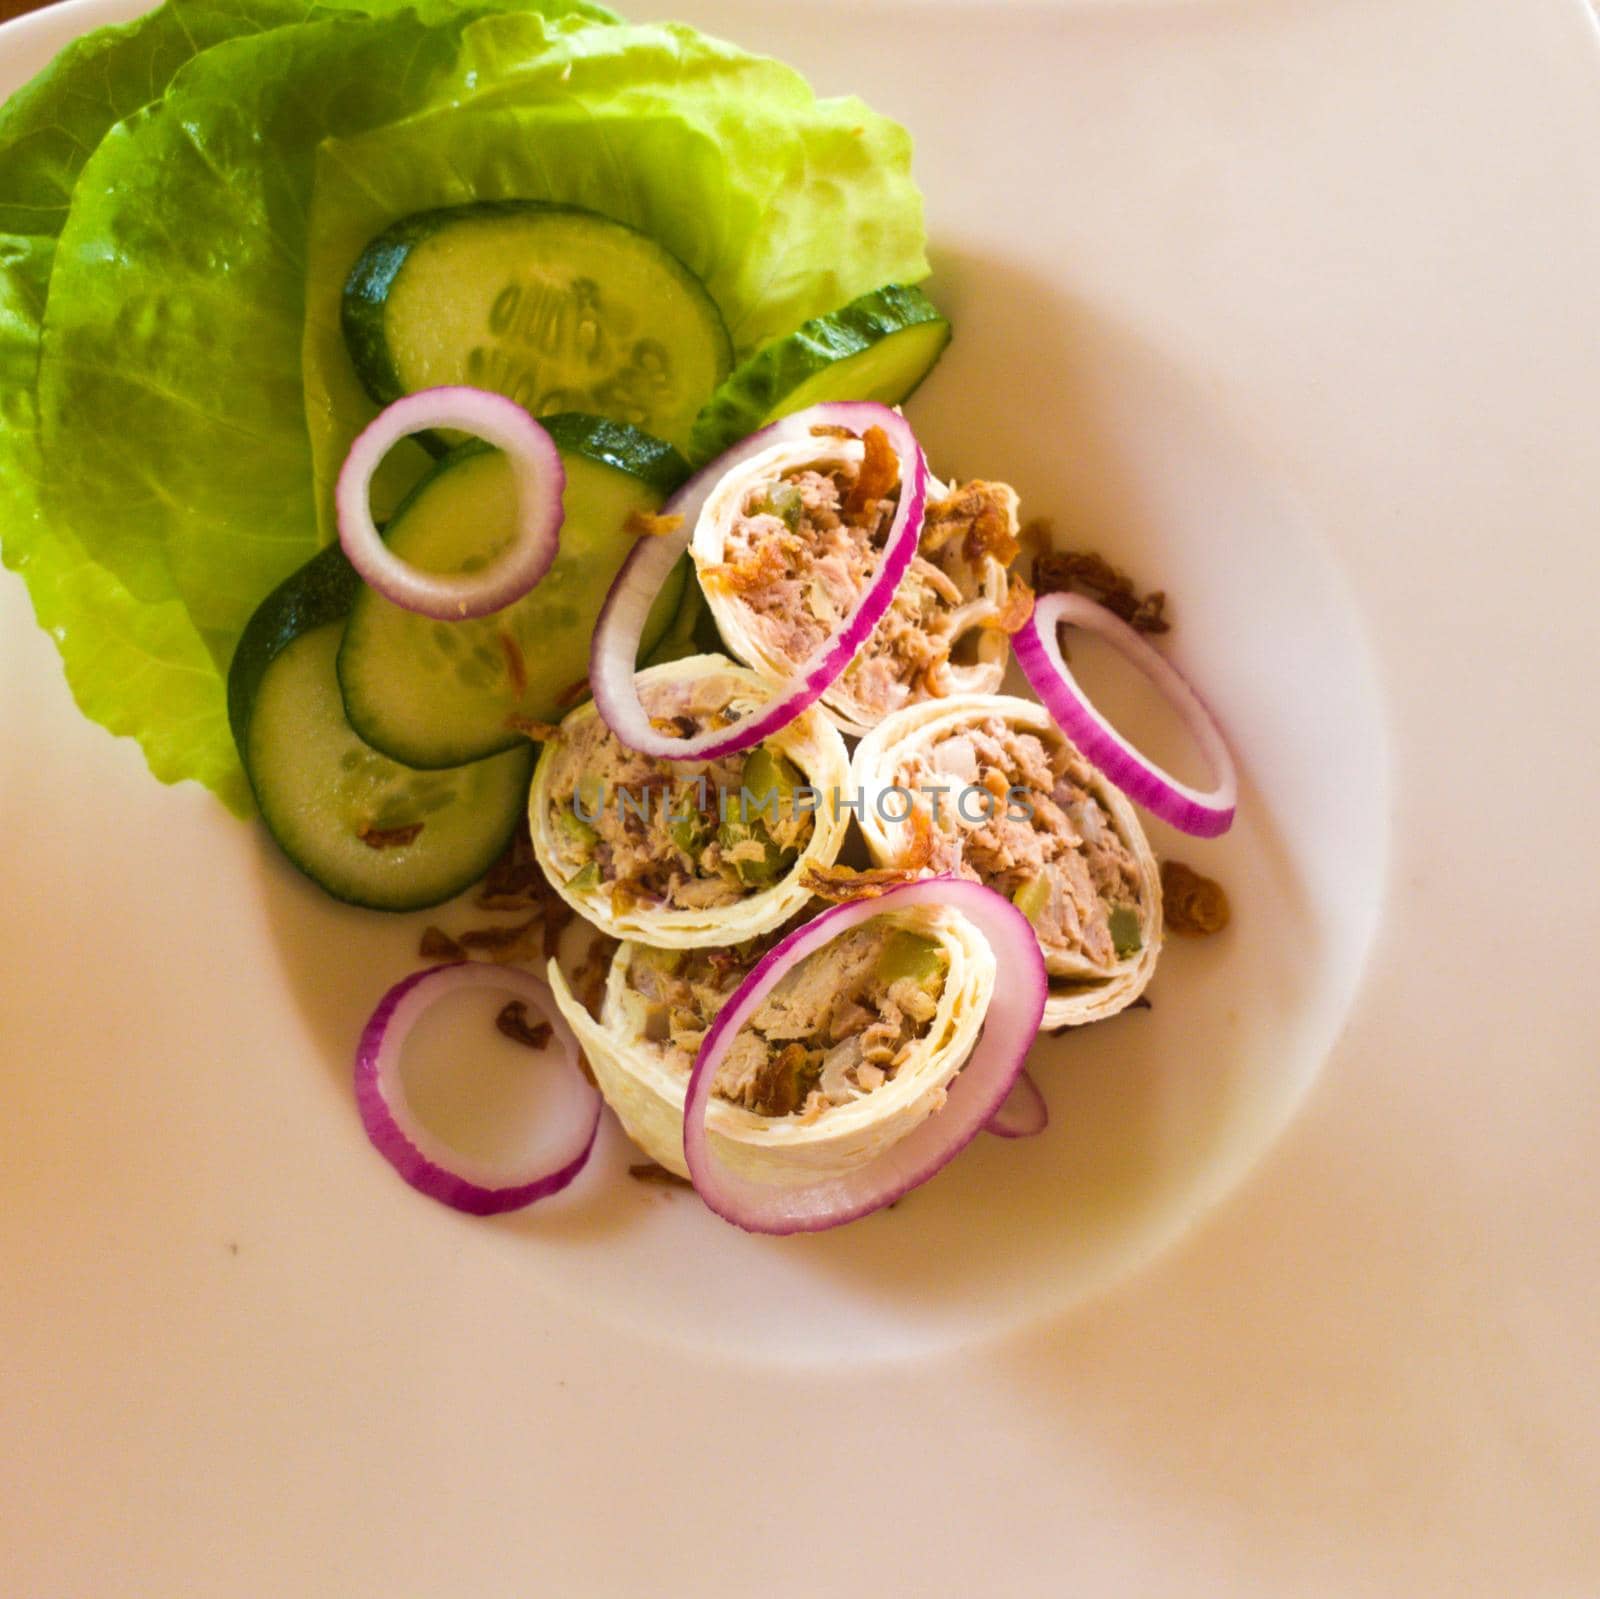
[895,716,1144,970]
[702,437,900,667]
[622,920,948,1121]
[544,673,815,914]
[832,481,1020,722]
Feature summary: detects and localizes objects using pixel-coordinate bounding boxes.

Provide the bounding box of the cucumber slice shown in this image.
[689,284,951,461]
[639,559,727,668]
[228,548,533,912]
[342,201,733,454]
[531,411,689,499]
[638,563,705,668]
[227,541,365,748]
[338,416,689,769]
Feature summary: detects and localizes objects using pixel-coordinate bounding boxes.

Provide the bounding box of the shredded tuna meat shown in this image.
[893,716,1145,970]
[1033,548,1170,635]
[830,558,958,717]
[541,672,815,912]
[620,919,946,1119]
[705,446,900,665]
[831,480,1023,722]
[1161,860,1230,934]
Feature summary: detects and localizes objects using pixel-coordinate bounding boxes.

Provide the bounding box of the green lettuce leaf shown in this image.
[0,0,330,816]
[0,0,318,238]
[7,0,924,815]
[19,0,609,809]
[303,13,929,521]
[3,233,253,811]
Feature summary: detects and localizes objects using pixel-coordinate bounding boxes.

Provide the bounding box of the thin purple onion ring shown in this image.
[682,878,1047,1234]
[1014,590,1239,838]
[986,1069,1048,1139]
[589,401,927,760]
[354,962,600,1215]
[337,386,565,620]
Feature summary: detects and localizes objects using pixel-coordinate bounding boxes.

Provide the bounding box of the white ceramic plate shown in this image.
[4,0,1599,1592]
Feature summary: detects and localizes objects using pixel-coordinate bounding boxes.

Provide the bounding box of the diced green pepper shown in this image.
[664,777,715,861]
[567,861,602,894]
[634,944,685,976]
[753,481,803,530]
[668,808,709,859]
[558,806,599,853]
[720,743,804,884]
[876,929,947,993]
[1011,876,1051,926]
[1108,904,1143,959]
[741,743,802,816]
[719,828,793,887]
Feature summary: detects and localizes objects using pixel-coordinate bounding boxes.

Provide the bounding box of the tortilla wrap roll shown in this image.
[530,654,850,947]
[688,423,1018,738]
[850,693,1162,1027]
[548,899,997,1182]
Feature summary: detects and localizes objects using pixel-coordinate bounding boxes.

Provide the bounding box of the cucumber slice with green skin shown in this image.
[338,416,689,769]
[638,555,704,669]
[688,284,952,462]
[536,411,689,499]
[342,201,733,455]
[228,548,533,912]
[638,557,727,669]
[227,541,364,751]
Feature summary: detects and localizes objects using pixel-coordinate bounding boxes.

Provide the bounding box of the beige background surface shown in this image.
[4,0,1599,1595]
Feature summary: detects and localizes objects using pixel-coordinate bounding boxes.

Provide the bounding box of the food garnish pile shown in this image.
[0,0,1234,1233]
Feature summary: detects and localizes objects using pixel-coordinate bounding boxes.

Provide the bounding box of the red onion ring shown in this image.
[589,401,927,759]
[336,386,564,620]
[354,962,600,1215]
[1014,590,1238,838]
[682,878,1047,1234]
[985,1069,1048,1139]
